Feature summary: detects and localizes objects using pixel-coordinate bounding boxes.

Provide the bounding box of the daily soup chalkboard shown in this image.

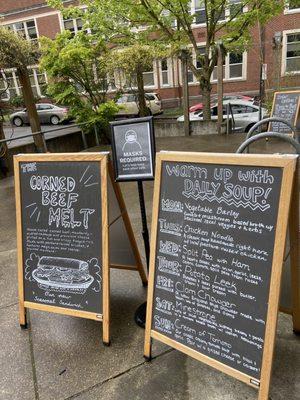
[14,153,110,344]
[269,91,300,134]
[144,152,297,400]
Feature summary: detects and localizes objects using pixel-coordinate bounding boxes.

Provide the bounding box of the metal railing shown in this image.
[0,121,97,153]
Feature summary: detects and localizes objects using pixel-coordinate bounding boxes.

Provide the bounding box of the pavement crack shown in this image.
[0,301,18,310]
[65,348,174,400]
[27,311,40,400]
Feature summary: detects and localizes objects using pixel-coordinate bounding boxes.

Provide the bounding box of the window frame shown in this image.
[282,29,300,76]
[4,18,39,41]
[159,58,173,87]
[211,51,247,82]
[0,66,48,101]
[284,2,300,14]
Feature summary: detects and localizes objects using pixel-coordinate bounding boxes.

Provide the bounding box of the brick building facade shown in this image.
[0,1,299,107]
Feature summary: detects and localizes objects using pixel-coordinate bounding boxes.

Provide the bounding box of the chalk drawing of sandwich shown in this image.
[32,256,94,294]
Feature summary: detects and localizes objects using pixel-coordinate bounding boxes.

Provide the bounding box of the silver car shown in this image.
[177,100,268,133]
[10,103,70,126]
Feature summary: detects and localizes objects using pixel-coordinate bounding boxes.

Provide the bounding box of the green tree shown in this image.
[137,0,284,119]
[40,31,119,142]
[48,0,168,117]
[0,27,45,151]
[67,0,283,120]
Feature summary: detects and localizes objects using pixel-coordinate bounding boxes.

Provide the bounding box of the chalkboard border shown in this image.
[269,90,300,135]
[144,151,297,399]
[14,153,110,345]
[110,116,156,182]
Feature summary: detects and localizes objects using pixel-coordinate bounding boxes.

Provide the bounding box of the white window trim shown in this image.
[284,4,300,14]
[211,51,247,82]
[190,0,246,27]
[158,58,173,87]
[0,66,47,100]
[60,7,91,35]
[143,61,158,89]
[178,44,247,85]
[281,29,300,76]
[3,18,39,41]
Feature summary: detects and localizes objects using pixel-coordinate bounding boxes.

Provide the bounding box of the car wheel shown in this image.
[245,123,255,133]
[13,116,23,127]
[50,115,60,125]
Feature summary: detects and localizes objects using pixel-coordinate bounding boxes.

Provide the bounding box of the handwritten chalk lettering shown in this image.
[151,161,283,378]
[214,168,233,183]
[162,198,183,213]
[166,164,207,179]
[21,162,37,173]
[157,256,181,276]
[30,175,76,192]
[238,170,274,184]
[48,207,95,229]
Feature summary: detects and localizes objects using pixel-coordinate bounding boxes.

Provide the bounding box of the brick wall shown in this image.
[36,14,61,39]
[1,1,299,103]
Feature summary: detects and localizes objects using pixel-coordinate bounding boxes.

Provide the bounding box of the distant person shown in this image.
[122,129,142,153]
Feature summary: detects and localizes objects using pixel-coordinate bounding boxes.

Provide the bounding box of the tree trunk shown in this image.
[0,120,9,177]
[202,82,212,121]
[17,67,46,152]
[136,66,150,117]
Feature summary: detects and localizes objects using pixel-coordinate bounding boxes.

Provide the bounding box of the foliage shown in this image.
[47,0,169,116]
[0,27,38,70]
[40,31,119,140]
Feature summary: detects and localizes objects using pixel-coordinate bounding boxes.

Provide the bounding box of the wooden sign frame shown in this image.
[14,153,110,345]
[110,116,156,182]
[269,90,300,136]
[144,151,297,400]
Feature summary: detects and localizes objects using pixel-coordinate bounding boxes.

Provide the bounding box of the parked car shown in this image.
[178,100,268,133]
[10,104,70,126]
[116,92,163,117]
[189,94,253,113]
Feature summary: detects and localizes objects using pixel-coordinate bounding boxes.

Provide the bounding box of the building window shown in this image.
[212,52,245,81]
[63,17,85,36]
[143,64,155,87]
[194,0,206,24]
[229,0,244,17]
[0,68,47,100]
[285,32,300,73]
[159,59,173,87]
[5,20,38,41]
[289,0,300,10]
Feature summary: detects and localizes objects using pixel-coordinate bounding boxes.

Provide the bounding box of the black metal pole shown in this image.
[134,180,150,328]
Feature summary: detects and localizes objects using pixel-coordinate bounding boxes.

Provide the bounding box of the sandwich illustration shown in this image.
[32,256,94,294]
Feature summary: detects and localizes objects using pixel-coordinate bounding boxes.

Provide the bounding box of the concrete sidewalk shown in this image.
[0,135,299,400]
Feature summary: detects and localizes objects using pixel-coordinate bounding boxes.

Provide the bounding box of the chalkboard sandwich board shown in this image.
[14,153,111,344]
[144,151,297,399]
[269,90,300,135]
[110,117,155,181]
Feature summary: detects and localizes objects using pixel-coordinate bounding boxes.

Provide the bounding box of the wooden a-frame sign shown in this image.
[14,152,147,345]
[144,151,297,400]
[269,90,300,136]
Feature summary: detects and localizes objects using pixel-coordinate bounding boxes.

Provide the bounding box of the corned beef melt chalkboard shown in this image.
[14,153,110,344]
[269,91,300,134]
[144,152,297,400]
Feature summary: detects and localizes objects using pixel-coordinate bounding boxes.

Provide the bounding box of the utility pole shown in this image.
[258,22,266,123]
[180,49,191,136]
[217,42,224,135]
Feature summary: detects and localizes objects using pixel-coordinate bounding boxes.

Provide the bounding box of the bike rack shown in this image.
[236,131,300,155]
